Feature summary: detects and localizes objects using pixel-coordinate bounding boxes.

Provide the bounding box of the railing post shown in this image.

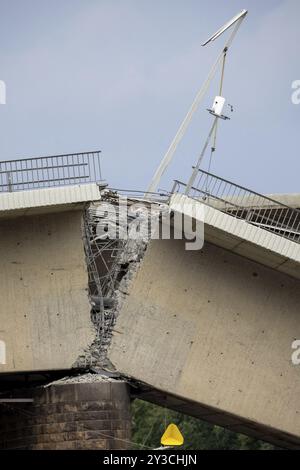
[170,180,179,194]
[7,172,13,192]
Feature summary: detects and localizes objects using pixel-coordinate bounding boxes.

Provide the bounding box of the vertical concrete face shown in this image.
[109,239,300,447]
[0,210,94,373]
[0,381,131,449]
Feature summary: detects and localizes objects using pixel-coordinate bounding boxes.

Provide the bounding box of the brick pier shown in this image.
[0,380,131,449]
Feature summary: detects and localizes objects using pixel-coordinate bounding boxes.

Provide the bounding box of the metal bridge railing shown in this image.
[172,169,300,245]
[0,150,102,193]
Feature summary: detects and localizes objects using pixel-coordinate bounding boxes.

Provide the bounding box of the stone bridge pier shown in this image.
[0,379,131,450]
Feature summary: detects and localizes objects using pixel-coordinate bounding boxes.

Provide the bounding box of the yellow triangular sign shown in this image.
[160,423,184,446]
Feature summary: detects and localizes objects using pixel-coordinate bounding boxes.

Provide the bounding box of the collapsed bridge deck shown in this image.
[0,152,299,448]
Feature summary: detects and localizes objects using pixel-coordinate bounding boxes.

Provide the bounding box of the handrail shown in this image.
[172,172,300,245]
[0,150,102,193]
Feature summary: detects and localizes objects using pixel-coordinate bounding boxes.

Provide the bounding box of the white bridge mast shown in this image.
[145,9,248,197]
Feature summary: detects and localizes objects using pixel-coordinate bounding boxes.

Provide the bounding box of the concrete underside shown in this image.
[109,238,300,448]
[0,210,94,373]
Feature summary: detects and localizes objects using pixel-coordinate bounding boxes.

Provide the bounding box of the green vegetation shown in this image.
[131,399,275,450]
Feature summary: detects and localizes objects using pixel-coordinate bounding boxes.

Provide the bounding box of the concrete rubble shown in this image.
[44,373,121,387]
[74,191,167,371]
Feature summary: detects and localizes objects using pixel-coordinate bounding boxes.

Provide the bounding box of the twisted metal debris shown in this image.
[76,191,154,369]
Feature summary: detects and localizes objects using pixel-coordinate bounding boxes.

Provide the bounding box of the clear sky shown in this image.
[0,0,299,194]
